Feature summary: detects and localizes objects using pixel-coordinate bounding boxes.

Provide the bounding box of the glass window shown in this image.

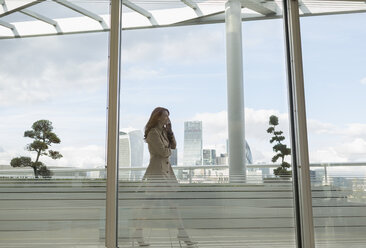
[301,10,366,247]
[0,1,110,247]
[118,1,297,247]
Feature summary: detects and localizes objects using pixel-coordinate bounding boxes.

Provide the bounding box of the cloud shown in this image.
[0,34,109,107]
[338,138,366,161]
[121,26,225,65]
[307,119,338,134]
[121,20,284,67]
[47,145,105,168]
[361,77,366,85]
[192,110,227,149]
[342,123,366,139]
[160,30,224,63]
[310,147,348,163]
[307,120,366,139]
[0,59,107,107]
[310,138,366,163]
[0,150,15,165]
[121,66,163,81]
[243,20,283,49]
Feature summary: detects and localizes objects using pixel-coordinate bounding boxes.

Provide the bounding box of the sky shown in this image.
[0,10,365,177]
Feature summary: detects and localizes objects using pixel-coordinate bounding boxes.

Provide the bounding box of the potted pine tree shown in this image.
[266,115,292,180]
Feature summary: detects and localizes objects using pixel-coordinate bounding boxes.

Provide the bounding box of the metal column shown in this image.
[225,0,246,182]
[105,0,122,247]
[283,0,315,247]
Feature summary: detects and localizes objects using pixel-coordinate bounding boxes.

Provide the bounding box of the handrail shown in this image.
[0,162,365,173]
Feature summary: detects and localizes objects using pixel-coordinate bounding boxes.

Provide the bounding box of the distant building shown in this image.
[0,166,89,179]
[245,141,253,164]
[119,130,144,180]
[216,153,228,165]
[310,170,325,185]
[203,149,216,165]
[183,121,203,166]
[332,177,353,189]
[260,167,271,178]
[119,132,131,168]
[170,149,178,166]
[128,130,144,168]
[119,130,144,168]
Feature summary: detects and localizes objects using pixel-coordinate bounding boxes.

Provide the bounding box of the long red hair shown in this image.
[144,107,170,140]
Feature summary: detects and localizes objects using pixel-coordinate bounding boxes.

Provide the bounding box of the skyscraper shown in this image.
[216,153,229,165]
[119,132,131,168]
[183,121,203,166]
[245,141,253,164]
[203,149,216,165]
[128,130,144,168]
[119,130,144,168]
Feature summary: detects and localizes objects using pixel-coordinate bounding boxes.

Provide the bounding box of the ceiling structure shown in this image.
[0,0,365,39]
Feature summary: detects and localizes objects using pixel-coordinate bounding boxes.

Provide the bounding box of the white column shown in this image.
[105,0,121,247]
[225,0,246,182]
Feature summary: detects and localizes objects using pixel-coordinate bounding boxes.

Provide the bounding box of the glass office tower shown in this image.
[203,149,216,165]
[183,121,203,166]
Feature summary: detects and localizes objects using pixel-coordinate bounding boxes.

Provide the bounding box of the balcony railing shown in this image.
[0,163,365,247]
[2,162,365,183]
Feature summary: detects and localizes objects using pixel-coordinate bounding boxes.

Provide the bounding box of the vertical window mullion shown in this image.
[105,0,122,247]
[283,0,315,247]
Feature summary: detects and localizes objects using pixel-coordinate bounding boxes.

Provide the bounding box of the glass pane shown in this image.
[301,10,366,248]
[242,15,296,248]
[119,1,296,247]
[0,1,110,247]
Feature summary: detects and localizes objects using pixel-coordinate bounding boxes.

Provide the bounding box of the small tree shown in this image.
[266,115,291,177]
[10,120,61,178]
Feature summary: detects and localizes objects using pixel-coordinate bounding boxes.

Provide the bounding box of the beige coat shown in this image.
[143,126,177,181]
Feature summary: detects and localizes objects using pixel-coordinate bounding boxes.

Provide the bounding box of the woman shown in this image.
[143,107,177,182]
[133,107,197,247]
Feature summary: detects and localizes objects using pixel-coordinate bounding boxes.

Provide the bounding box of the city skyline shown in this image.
[116,120,253,167]
[120,120,240,167]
